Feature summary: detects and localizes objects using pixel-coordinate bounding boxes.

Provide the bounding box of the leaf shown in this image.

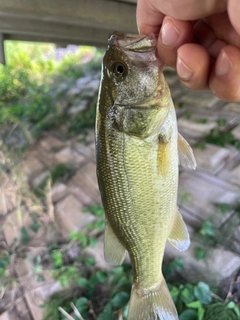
[89,236,97,248]
[94,219,105,230]
[170,286,180,303]
[216,118,227,127]
[98,302,113,320]
[216,203,229,214]
[21,227,30,245]
[187,301,205,320]
[77,234,88,248]
[77,277,89,289]
[180,309,198,320]
[227,301,240,317]
[75,297,89,318]
[111,292,130,308]
[51,252,63,268]
[95,270,108,284]
[84,256,95,267]
[200,221,215,237]
[194,282,212,305]
[195,247,206,261]
[180,285,195,304]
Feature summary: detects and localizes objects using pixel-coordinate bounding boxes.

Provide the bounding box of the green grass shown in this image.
[0,41,102,147]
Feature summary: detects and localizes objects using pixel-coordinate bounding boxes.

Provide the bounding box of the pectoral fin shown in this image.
[158,137,171,178]
[104,219,126,266]
[168,208,190,251]
[178,133,196,169]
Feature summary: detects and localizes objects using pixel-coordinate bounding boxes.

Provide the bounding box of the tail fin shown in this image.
[128,278,178,320]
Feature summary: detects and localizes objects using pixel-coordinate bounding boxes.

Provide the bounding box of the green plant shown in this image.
[204,302,240,320]
[68,102,97,135]
[200,221,215,237]
[50,163,74,184]
[204,119,240,150]
[194,247,206,261]
[197,118,208,124]
[0,252,10,278]
[163,257,184,279]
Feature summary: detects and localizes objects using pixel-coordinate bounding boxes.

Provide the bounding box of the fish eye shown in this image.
[112,62,127,79]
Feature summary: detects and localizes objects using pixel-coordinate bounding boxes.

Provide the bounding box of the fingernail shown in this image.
[177,57,193,81]
[215,50,232,76]
[161,19,180,46]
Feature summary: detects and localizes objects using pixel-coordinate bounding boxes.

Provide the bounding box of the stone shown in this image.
[14,258,45,320]
[24,156,44,177]
[67,180,94,206]
[219,163,240,187]
[51,182,68,202]
[40,136,64,152]
[0,151,5,163]
[77,129,95,145]
[31,170,50,188]
[177,90,221,109]
[231,125,240,140]
[223,102,240,113]
[54,147,85,165]
[178,118,217,138]
[179,207,202,229]
[193,144,230,174]
[83,239,111,270]
[55,194,96,237]
[72,162,101,204]
[0,313,11,320]
[0,171,17,215]
[68,100,88,115]
[3,207,28,246]
[178,171,239,225]
[165,238,240,284]
[73,141,95,160]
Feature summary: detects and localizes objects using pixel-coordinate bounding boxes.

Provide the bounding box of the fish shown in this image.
[95,32,196,320]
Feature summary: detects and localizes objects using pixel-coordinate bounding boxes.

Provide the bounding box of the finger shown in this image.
[176,43,211,90]
[136,0,165,35]
[157,17,193,67]
[209,45,240,101]
[194,19,227,58]
[228,0,240,36]
[137,0,227,35]
[153,0,227,20]
[205,12,240,48]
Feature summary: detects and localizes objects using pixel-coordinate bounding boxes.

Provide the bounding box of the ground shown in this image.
[0,67,240,319]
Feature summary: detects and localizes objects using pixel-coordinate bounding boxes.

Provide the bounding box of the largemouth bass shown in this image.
[95,32,196,320]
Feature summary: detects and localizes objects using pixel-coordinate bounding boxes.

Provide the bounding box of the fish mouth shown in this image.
[109,32,156,53]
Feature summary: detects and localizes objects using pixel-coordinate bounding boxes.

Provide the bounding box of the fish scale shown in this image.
[96,32,196,320]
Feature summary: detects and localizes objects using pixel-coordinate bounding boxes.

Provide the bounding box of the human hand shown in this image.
[137,0,240,102]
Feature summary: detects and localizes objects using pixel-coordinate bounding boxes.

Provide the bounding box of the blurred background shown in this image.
[0,1,240,320]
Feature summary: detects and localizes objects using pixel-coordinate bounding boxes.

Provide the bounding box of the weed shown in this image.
[204,119,240,150]
[50,163,74,184]
[197,118,208,124]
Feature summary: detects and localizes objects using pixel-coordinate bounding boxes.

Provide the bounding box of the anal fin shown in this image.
[178,133,196,169]
[104,219,126,266]
[168,208,190,251]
